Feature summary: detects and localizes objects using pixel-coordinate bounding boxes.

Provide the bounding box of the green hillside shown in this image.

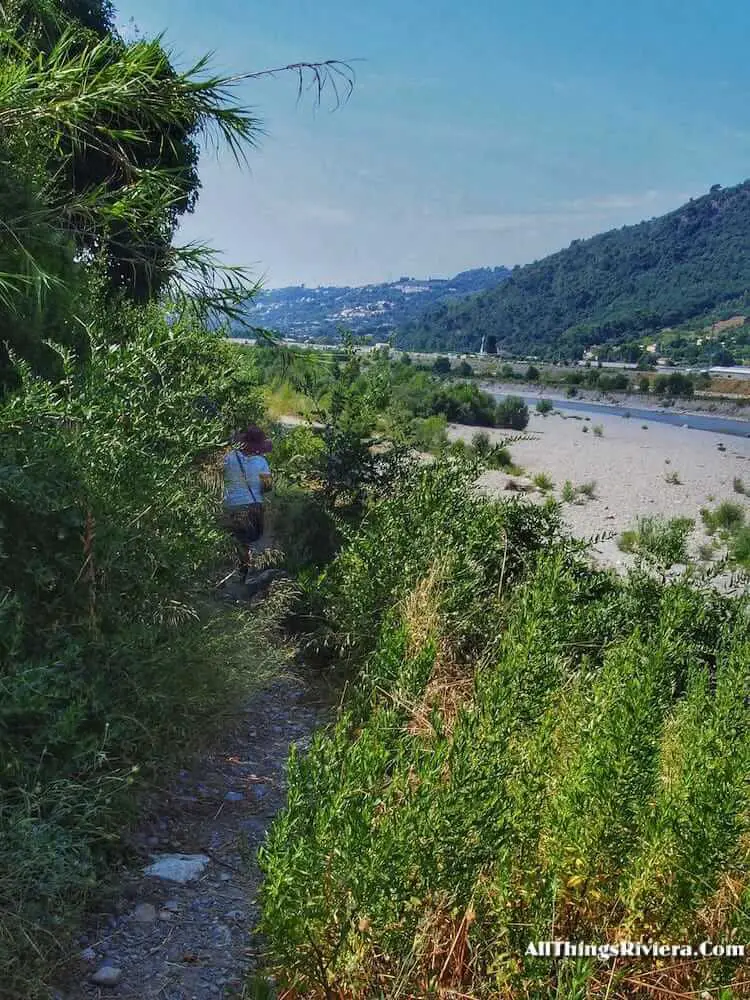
[398,180,750,359]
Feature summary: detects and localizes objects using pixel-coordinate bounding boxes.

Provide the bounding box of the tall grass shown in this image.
[258,465,750,998]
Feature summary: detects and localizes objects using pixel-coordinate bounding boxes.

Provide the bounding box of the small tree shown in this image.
[496,395,529,431]
[525,364,540,381]
[432,355,451,375]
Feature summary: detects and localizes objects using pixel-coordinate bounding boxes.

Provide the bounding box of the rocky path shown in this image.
[58,673,330,1000]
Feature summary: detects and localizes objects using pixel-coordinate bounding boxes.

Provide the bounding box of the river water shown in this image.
[483,388,750,439]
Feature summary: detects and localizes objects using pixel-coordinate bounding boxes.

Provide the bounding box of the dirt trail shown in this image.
[58,669,330,1000]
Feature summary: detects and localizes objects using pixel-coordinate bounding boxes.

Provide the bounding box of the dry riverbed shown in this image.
[449,408,750,572]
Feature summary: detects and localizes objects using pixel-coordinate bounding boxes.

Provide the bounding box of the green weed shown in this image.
[617,515,694,566]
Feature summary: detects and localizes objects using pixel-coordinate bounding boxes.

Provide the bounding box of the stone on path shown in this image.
[143,853,210,883]
[133,902,157,923]
[224,790,244,802]
[91,966,122,987]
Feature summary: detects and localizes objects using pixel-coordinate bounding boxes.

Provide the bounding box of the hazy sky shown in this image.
[118,0,750,288]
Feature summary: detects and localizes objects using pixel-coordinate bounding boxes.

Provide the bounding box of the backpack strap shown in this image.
[234,450,259,504]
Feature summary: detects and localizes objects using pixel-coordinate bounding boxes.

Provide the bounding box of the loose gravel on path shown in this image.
[57,674,330,1000]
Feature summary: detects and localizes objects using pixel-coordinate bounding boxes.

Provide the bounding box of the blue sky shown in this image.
[118,0,750,287]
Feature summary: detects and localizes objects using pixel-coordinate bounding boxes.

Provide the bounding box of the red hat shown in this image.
[238,425,272,454]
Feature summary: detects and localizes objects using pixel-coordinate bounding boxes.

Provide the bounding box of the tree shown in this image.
[0,10,355,379]
[2,0,197,302]
[496,395,529,431]
[432,356,451,375]
[525,364,540,381]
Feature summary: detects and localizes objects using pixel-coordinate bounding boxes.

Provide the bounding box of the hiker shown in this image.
[222,424,273,580]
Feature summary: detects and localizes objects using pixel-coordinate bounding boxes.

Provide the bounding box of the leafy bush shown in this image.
[433,382,498,426]
[269,487,341,572]
[618,515,695,566]
[0,310,283,992]
[496,394,529,430]
[432,355,451,375]
[482,444,513,470]
[653,371,695,397]
[315,457,562,658]
[731,526,750,568]
[535,398,553,415]
[532,472,554,492]
[596,371,629,391]
[260,502,750,998]
[471,430,491,456]
[409,414,448,452]
[701,501,746,536]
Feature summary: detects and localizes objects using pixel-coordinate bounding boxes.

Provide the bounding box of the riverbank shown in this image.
[449,408,750,572]
[480,379,750,421]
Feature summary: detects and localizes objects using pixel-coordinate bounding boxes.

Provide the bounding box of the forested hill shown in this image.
[398,180,750,359]
[235,267,510,341]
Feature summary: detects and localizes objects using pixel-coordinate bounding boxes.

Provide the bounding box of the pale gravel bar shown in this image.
[449,409,750,572]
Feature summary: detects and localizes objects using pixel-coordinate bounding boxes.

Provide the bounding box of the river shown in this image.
[482,386,750,438]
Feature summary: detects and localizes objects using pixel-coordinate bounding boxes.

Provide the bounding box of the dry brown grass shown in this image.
[400,566,475,739]
[709,316,746,334]
[701,377,750,398]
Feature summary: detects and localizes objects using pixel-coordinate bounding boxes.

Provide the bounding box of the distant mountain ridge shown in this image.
[397,180,750,359]
[234,267,510,341]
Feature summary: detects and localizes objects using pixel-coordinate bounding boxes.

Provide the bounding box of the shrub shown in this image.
[577,480,597,499]
[270,487,342,572]
[733,477,747,495]
[617,516,694,566]
[471,430,492,456]
[664,470,682,485]
[525,364,540,381]
[0,310,280,990]
[561,479,576,502]
[592,423,604,437]
[496,395,529,431]
[456,360,474,378]
[409,414,448,452]
[653,372,694,397]
[260,530,750,999]
[532,472,554,492]
[731,526,750,568]
[432,383,498,426]
[701,501,746,536]
[535,398,553,415]
[432,355,451,375]
[312,457,563,661]
[596,372,629,391]
[483,445,513,470]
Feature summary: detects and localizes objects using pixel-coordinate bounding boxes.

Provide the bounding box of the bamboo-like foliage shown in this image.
[0,16,355,330]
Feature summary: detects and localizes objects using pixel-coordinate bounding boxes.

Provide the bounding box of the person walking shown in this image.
[222,424,273,581]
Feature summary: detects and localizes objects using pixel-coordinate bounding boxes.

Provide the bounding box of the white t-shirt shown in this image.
[223,450,270,509]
